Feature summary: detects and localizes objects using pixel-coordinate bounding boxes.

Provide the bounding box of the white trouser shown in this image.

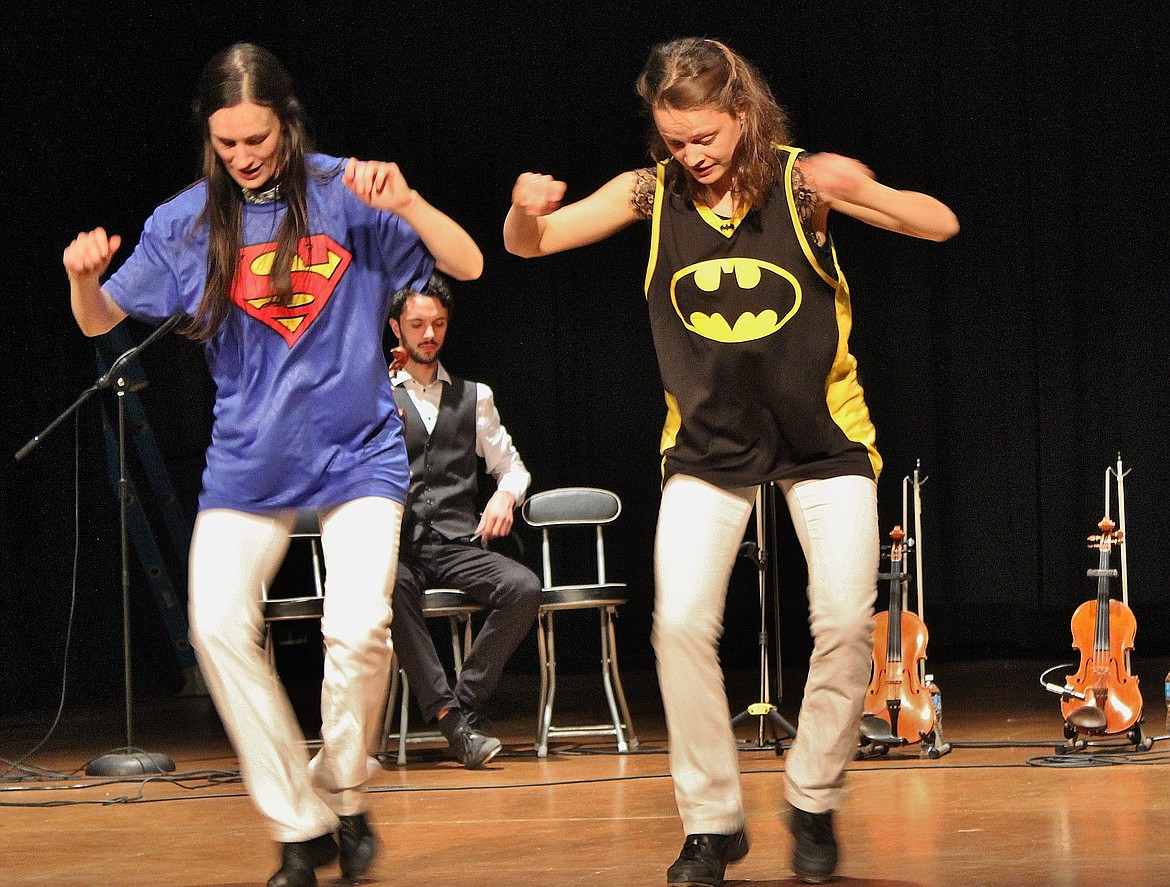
[653,473,877,834]
[188,496,401,842]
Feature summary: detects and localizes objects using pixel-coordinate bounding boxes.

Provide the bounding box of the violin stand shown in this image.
[857,724,907,759]
[731,483,797,755]
[1057,716,1153,755]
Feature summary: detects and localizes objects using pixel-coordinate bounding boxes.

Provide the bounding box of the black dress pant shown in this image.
[392,540,541,723]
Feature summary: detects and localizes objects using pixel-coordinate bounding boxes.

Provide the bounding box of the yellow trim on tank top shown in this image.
[825,281,882,481]
[777,145,842,290]
[659,389,682,479]
[645,164,668,297]
[694,199,751,236]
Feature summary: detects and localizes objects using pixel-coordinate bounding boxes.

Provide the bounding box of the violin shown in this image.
[1062,517,1142,735]
[862,525,935,744]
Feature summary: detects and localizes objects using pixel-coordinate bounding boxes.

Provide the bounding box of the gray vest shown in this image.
[394,377,479,544]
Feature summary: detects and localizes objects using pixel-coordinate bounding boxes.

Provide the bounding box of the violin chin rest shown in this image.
[859,715,907,746]
[1065,705,1108,734]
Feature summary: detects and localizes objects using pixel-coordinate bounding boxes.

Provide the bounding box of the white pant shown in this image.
[188,496,401,842]
[653,473,877,834]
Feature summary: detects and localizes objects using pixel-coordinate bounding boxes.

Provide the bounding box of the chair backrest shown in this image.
[521,487,622,589]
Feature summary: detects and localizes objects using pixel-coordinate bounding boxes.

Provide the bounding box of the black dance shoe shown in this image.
[666,829,749,886]
[788,805,839,883]
[266,832,338,887]
[338,811,378,880]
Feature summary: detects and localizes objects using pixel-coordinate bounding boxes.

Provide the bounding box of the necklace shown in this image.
[242,182,282,204]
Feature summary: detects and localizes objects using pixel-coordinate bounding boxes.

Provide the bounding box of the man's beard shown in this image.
[405,340,440,364]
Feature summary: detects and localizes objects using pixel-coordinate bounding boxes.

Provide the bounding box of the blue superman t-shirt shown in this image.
[104,154,434,511]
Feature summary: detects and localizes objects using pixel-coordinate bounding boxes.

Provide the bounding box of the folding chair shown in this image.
[522,487,637,757]
[260,508,325,665]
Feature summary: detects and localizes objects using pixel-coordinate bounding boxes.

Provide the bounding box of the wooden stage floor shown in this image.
[3,658,1170,887]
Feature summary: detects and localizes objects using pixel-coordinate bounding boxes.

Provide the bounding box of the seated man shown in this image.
[388,273,542,768]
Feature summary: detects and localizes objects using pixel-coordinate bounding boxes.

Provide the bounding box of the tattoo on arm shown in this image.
[791,160,821,229]
[630,168,655,219]
[793,155,829,247]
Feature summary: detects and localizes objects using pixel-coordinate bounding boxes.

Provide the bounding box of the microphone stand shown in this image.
[731,483,798,753]
[16,315,183,775]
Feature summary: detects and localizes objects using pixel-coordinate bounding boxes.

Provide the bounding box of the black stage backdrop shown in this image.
[2,1,1168,714]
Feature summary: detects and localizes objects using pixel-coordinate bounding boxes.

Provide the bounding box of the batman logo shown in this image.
[669,258,801,343]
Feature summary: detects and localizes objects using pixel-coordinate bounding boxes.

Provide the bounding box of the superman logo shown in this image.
[670,258,801,343]
[231,233,352,346]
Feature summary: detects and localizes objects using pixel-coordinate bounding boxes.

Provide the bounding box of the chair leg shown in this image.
[381,655,401,755]
[379,657,413,766]
[535,609,556,758]
[600,607,637,751]
[448,614,470,677]
[396,669,412,766]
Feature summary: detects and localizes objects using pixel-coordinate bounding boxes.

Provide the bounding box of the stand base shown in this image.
[732,704,797,754]
[85,749,176,776]
[856,715,953,760]
[1057,719,1153,754]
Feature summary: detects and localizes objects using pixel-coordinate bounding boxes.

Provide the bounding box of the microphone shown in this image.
[1042,681,1087,702]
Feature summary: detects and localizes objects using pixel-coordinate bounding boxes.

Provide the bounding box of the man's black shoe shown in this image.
[462,707,488,733]
[338,811,378,880]
[267,832,338,887]
[439,710,501,769]
[666,829,749,886]
[788,805,838,883]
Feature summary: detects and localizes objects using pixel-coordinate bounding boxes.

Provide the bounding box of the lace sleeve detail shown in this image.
[630,168,656,219]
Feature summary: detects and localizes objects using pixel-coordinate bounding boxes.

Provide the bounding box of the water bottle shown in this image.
[922,673,943,756]
[1163,669,1170,738]
[926,678,945,734]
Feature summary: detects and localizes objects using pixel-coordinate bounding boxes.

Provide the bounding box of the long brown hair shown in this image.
[184,43,313,342]
[636,38,791,208]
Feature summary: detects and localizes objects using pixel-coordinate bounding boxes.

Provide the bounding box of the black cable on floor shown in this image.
[0,418,84,783]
